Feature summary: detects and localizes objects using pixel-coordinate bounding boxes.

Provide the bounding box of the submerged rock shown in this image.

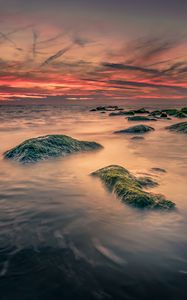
[109,111,134,116]
[114,125,154,134]
[127,116,157,121]
[166,122,187,134]
[91,165,175,209]
[150,167,166,173]
[132,108,150,114]
[131,136,145,140]
[4,135,103,164]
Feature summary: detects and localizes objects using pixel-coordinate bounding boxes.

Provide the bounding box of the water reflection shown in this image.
[0,103,187,299]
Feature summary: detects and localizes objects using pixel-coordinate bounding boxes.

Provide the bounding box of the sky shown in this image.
[0,0,187,102]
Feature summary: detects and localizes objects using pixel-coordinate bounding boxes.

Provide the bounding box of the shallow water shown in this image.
[0,102,187,300]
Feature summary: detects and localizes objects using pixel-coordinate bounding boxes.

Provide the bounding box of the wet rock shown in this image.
[181,107,187,113]
[150,168,167,173]
[4,135,103,164]
[109,111,134,116]
[160,112,168,118]
[114,125,154,134]
[162,109,179,116]
[166,122,187,134]
[127,116,157,121]
[149,110,161,116]
[175,112,187,118]
[132,108,150,114]
[137,176,158,188]
[131,136,145,140]
[91,165,175,209]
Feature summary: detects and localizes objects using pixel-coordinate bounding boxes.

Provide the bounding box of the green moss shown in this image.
[4,135,103,164]
[92,165,175,209]
[166,122,187,133]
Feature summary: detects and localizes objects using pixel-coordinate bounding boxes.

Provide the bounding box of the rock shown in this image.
[127,116,157,121]
[90,109,97,112]
[175,112,187,118]
[162,109,179,116]
[4,135,103,164]
[132,108,150,114]
[181,107,187,113]
[150,168,166,173]
[91,165,175,209]
[160,112,168,118]
[137,176,158,188]
[166,122,187,134]
[109,111,134,116]
[131,136,145,140]
[96,106,106,111]
[149,110,161,116]
[114,124,154,134]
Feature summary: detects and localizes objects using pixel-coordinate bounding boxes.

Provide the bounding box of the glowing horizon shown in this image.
[0,0,187,101]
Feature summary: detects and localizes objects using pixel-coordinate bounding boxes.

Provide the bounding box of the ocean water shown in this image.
[0,101,187,300]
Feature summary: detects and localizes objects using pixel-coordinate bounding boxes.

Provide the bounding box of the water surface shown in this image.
[0,102,187,300]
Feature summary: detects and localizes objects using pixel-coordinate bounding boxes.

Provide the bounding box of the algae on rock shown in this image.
[92,165,175,209]
[4,135,103,164]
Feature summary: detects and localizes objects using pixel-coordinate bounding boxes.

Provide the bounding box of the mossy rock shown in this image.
[91,165,175,209]
[127,116,157,121]
[181,107,187,113]
[162,109,179,116]
[109,111,134,116]
[132,108,150,114]
[114,124,154,134]
[166,122,187,134]
[4,135,103,164]
[149,110,162,116]
[175,112,187,118]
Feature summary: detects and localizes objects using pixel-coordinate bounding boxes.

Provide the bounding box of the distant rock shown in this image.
[132,108,150,114]
[162,109,179,116]
[175,112,187,118]
[4,135,103,164]
[131,136,145,140]
[109,111,134,116]
[160,112,168,118]
[127,116,157,121]
[150,167,167,173]
[114,124,154,134]
[166,122,187,134]
[91,165,175,209]
[181,107,187,113]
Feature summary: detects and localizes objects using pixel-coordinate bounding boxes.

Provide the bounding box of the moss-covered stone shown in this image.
[92,165,175,209]
[132,108,150,114]
[162,109,179,116]
[109,111,134,116]
[175,112,187,118]
[166,122,187,134]
[114,124,154,134]
[127,116,157,121]
[4,135,103,164]
[181,107,187,113]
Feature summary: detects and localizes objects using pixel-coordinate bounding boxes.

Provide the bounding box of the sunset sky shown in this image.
[0,0,187,101]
